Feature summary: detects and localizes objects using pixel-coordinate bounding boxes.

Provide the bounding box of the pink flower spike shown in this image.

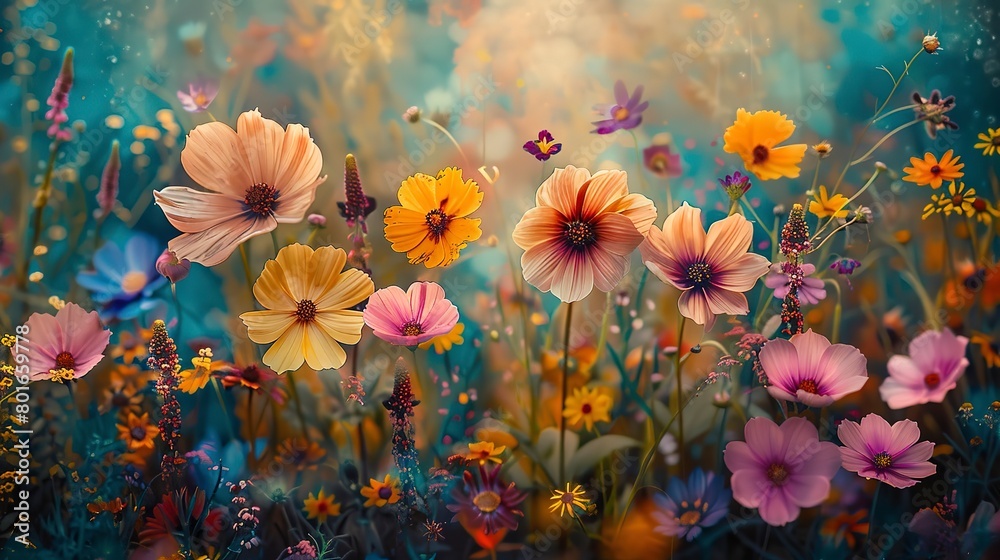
[838,413,936,488]
[880,329,969,409]
[23,302,112,382]
[177,81,219,113]
[363,282,459,347]
[724,416,841,526]
[759,329,868,407]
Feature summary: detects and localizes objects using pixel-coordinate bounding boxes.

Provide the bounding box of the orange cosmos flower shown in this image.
[640,203,771,329]
[902,150,965,189]
[154,109,326,266]
[361,475,402,508]
[512,166,656,303]
[384,167,483,268]
[723,109,808,180]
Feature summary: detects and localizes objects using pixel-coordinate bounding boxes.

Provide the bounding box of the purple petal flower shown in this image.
[523,129,562,161]
[758,329,868,407]
[838,413,936,488]
[177,81,218,113]
[830,258,862,275]
[643,144,682,178]
[880,329,969,409]
[447,464,526,535]
[652,468,731,541]
[591,80,647,134]
[719,171,752,200]
[764,262,827,304]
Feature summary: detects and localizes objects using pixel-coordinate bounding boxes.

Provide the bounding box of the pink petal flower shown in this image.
[760,329,868,407]
[363,282,459,347]
[23,303,112,382]
[880,329,968,409]
[837,414,936,488]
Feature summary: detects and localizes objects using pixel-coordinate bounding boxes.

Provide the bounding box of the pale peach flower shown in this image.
[640,203,770,329]
[512,166,656,303]
[154,109,326,266]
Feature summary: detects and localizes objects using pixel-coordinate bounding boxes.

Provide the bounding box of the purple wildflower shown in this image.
[383,357,425,523]
[522,129,562,161]
[912,90,958,139]
[337,153,376,233]
[764,262,827,305]
[591,80,647,134]
[45,48,74,141]
[97,141,120,218]
[830,258,862,275]
[643,144,682,178]
[719,171,752,201]
[156,249,191,284]
[447,464,526,535]
[177,81,218,113]
[652,468,731,541]
[147,319,184,490]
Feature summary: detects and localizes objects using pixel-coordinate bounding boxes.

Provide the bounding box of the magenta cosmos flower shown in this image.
[763,262,827,304]
[640,202,770,329]
[880,329,969,409]
[363,282,459,347]
[759,329,868,407]
[591,80,647,134]
[23,303,112,382]
[522,130,562,161]
[447,464,526,535]
[838,414,936,488]
[512,166,656,303]
[154,109,326,266]
[724,416,841,526]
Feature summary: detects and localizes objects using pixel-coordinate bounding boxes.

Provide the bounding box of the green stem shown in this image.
[286,371,312,443]
[239,243,256,309]
[849,119,921,167]
[866,482,882,550]
[674,316,687,472]
[170,283,183,343]
[559,301,575,485]
[423,119,469,169]
[271,229,280,256]
[18,141,61,291]
[211,379,235,440]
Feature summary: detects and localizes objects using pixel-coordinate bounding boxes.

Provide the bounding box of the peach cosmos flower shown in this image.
[154,109,326,266]
[640,203,770,329]
[512,166,656,303]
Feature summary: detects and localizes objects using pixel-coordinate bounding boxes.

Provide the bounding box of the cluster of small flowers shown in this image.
[778,204,811,335]
[147,320,184,488]
[342,373,366,405]
[279,540,319,560]
[339,154,376,277]
[382,358,424,523]
[735,333,769,385]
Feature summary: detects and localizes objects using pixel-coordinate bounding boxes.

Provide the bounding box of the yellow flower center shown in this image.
[797,379,819,394]
[679,510,702,526]
[563,220,596,249]
[296,299,317,322]
[613,107,630,121]
[425,209,451,237]
[752,145,769,164]
[402,321,423,337]
[873,452,893,470]
[766,463,789,485]
[537,138,554,153]
[119,271,147,294]
[473,490,502,513]
[194,92,208,107]
[244,182,278,216]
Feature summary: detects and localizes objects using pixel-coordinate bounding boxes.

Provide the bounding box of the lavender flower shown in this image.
[591,80,647,134]
[719,171,752,201]
[45,48,74,141]
[447,464,526,534]
[383,357,425,523]
[337,153,376,232]
[97,141,120,218]
[652,468,731,541]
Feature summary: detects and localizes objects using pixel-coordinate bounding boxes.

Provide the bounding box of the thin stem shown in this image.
[18,140,61,291]
[239,243,257,310]
[423,119,469,169]
[866,482,882,549]
[286,372,312,443]
[211,379,235,440]
[559,301,575,485]
[674,316,687,472]
[849,119,921,166]
[871,103,919,124]
[170,283,183,343]
[628,130,650,194]
[271,229,280,256]
[810,159,822,194]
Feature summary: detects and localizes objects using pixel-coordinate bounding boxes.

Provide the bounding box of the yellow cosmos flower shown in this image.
[239,244,374,373]
[723,109,807,180]
[974,128,1000,156]
[563,386,612,431]
[938,181,977,217]
[302,488,341,524]
[808,185,850,219]
[178,348,225,394]
[549,483,592,518]
[383,167,484,268]
[360,475,402,508]
[417,322,465,354]
[464,441,505,465]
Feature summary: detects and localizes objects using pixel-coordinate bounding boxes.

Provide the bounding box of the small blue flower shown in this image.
[77,233,167,321]
[652,468,731,541]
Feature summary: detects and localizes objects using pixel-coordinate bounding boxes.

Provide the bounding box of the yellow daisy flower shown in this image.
[240,244,374,373]
[937,182,977,217]
[549,483,591,518]
[116,412,159,451]
[384,167,484,268]
[464,441,505,465]
[722,109,807,180]
[360,475,401,508]
[971,198,1000,224]
[302,488,341,524]
[177,348,224,394]
[563,386,612,431]
[417,322,465,354]
[974,128,1000,156]
[808,185,849,219]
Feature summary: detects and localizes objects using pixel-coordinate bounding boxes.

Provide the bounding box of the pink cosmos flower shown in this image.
[838,414,936,488]
[363,282,459,347]
[177,81,218,113]
[724,416,841,526]
[880,329,969,409]
[759,329,868,407]
[23,303,113,382]
[640,202,771,329]
[154,109,326,266]
[763,262,827,304]
[512,166,656,303]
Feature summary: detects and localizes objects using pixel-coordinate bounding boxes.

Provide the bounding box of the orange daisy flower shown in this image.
[302,488,340,524]
[117,412,160,451]
[723,109,807,180]
[360,475,402,508]
[154,109,326,266]
[512,166,656,303]
[902,150,964,189]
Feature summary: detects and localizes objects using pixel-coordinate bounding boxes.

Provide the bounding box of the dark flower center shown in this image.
[561,493,576,504]
[924,372,941,388]
[679,510,702,526]
[564,220,596,249]
[130,426,147,440]
[402,321,423,337]
[993,136,1000,147]
[242,366,261,383]
[56,351,75,369]
[752,145,769,164]
[296,299,317,322]
[973,199,987,212]
[873,452,893,470]
[930,165,941,175]
[952,194,964,206]
[581,403,593,414]
[766,463,789,485]
[317,502,329,512]
[425,209,451,237]
[112,392,130,407]
[244,183,278,216]
[686,262,712,288]
[650,154,668,172]
[797,379,819,394]
[473,490,502,513]
[378,486,393,500]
